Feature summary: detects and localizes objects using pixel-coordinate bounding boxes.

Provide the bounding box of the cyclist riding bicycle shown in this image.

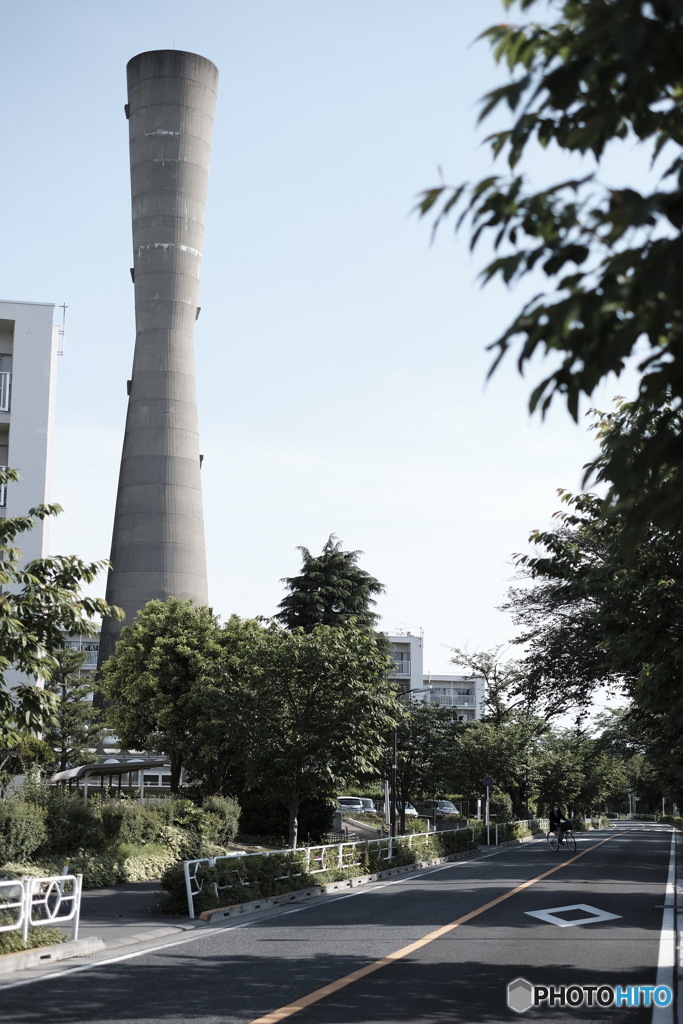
[549,802,570,844]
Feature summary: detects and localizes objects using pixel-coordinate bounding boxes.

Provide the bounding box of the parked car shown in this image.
[418,799,461,817]
[336,797,365,815]
[377,801,419,817]
[358,798,376,814]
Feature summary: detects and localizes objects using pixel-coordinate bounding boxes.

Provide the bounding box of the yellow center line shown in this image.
[248,834,618,1024]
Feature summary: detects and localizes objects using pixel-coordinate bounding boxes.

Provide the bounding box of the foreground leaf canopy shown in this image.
[418,0,683,534]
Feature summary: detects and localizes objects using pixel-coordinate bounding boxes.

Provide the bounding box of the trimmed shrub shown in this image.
[0,925,66,955]
[100,802,163,846]
[119,843,178,882]
[470,820,487,844]
[495,820,533,843]
[156,824,187,859]
[62,851,123,888]
[201,796,240,846]
[152,798,213,858]
[159,862,192,914]
[489,792,514,822]
[0,800,47,865]
[41,791,102,854]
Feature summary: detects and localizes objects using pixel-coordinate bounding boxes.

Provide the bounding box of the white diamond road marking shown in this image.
[525,903,622,928]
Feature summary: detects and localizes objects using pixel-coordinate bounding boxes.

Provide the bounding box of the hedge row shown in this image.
[0,790,240,867]
[162,826,476,915]
[2,842,181,889]
[0,790,242,892]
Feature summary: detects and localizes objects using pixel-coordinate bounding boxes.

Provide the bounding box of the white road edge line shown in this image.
[0,917,258,991]
[652,829,676,1024]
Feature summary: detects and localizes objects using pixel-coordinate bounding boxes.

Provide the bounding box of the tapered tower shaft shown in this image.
[98,50,218,668]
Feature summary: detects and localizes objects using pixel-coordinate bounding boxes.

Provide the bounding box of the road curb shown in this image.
[199,847,478,923]
[0,936,106,976]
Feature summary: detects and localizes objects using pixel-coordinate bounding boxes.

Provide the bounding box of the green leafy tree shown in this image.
[452,717,547,818]
[508,485,683,723]
[0,467,119,752]
[381,700,462,832]
[504,404,683,790]
[596,707,682,810]
[99,598,223,791]
[275,534,385,631]
[43,648,105,773]
[418,0,683,536]
[448,647,554,816]
[232,621,396,848]
[181,614,269,798]
[450,645,539,723]
[0,737,53,798]
[534,723,631,817]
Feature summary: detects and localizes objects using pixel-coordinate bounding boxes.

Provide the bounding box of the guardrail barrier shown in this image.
[0,874,82,943]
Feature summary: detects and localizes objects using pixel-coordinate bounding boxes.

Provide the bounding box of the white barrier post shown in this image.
[21,878,30,943]
[59,857,71,894]
[184,861,196,919]
[72,875,83,940]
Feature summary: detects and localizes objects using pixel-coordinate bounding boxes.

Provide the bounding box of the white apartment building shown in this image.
[0,300,58,560]
[386,632,485,721]
[0,301,59,693]
[386,632,425,695]
[423,674,486,722]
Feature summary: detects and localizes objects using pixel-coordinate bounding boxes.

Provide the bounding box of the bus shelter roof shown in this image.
[52,760,168,783]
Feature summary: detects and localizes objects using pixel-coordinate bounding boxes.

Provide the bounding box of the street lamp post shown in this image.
[391,685,431,838]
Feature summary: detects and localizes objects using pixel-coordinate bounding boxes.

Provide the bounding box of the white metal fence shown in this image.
[182,817,609,918]
[0,874,82,944]
[183,828,475,918]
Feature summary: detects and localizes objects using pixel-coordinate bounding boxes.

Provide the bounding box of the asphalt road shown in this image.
[0,825,675,1024]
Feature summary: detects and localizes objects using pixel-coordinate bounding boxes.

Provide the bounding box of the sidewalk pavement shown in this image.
[0,880,207,977]
[76,879,205,951]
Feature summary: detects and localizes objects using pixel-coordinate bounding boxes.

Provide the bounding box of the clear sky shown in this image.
[3,1,641,675]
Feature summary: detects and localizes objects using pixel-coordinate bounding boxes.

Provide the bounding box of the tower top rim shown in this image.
[127,50,218,78]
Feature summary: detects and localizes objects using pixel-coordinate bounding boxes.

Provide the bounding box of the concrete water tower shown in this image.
[97,50,218,671]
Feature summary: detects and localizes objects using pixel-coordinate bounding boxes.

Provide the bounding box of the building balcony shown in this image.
[430,694,476,707]
[63,639,99,669]
[388,660,411,677]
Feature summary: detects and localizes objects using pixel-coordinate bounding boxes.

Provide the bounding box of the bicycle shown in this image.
[547,828,576,853]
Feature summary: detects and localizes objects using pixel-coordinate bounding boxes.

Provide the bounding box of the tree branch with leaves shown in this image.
[418,0,683,536]
[0,467,121,754]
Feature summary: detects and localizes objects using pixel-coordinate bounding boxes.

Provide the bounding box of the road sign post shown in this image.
[483,775,494,845]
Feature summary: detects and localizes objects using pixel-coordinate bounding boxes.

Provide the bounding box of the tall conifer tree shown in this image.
[275,534,385,632]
